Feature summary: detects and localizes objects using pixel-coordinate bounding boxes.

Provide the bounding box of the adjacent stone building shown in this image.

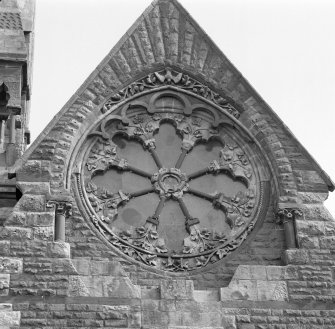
[1,0,335,328]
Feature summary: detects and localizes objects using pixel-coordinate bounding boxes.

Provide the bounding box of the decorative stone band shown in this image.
[102,67,240,119]
[276,205,303,249]
[46,201,72,242]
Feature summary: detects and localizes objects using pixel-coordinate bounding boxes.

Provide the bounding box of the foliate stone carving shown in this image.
[102,68,240,119]
[75,88,266,272]
[276,208,303,224]
[46,201,72,217]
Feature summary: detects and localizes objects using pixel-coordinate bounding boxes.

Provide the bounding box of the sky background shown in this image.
[31,0,335,215]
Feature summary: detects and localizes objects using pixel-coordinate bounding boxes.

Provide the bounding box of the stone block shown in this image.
[295,220,325,235]
[46,242,70,258]
[71,258,90,275]
[303,204,334,221]
[193,289,220,302]
[0,310,20,326]
[297,234,320,249]
[256,281,288,301]
[67,276,90,297]
[17,194,45,212]
[79,275,141,298]
[16,182,50,195]
[282,249,309,265]
[0,257,22,274]
[324,222,335,235]
[141,286,160,300]
[0,274,10,296]
[5,211,26,226]
[27,212,54,226]
[142,310,169,326]
[52,259,77,275]
[222,315,237,329]
[220,279,258,301]
[103,276,141,298]
[181,311,221,327]
[319,236,335,250]
[220,275,288,302]
[0,227,32,240]
[33,226,54,240]
[298,192,328,203]
[90,260,110,276]
[266,266,286,280]
[0,303,12,311]
[160,279,194,300]
[0,241,10,256]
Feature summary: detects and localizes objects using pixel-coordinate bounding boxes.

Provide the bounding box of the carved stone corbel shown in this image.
[276,205,303,249]
[46,201,72,242]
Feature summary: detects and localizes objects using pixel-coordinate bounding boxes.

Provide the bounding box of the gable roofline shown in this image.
[14,0,334,192]
[168,0,334,192]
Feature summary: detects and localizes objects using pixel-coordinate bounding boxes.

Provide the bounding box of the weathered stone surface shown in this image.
[0,274,10,295]
[220,265,289,302]
[70,275,141,298]
[303,204,334,221]
[0,226,33,240]
[319,236,335,250]
[222,315,237,329]
[17,194,45,212]
[67,275,90,297]
[33,226,54,240]
[0,310,20,326]
[0,257,22,274]
[46,242,70,258]
[283,249,309,265]
[160,280,194,300]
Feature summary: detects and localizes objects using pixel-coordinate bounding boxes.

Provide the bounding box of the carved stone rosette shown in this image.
[73,74,270,272]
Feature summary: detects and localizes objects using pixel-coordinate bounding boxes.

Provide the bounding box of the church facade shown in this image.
[1,0,335,328]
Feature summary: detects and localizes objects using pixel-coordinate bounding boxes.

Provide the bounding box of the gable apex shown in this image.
[17,0,334,198]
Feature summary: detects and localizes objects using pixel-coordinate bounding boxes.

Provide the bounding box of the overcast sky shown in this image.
[31,0,335,215]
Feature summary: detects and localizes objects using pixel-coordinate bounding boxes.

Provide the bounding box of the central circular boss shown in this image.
[151,168,189,198]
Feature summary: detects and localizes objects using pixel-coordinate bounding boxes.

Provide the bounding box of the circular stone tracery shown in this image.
[152,168,189,198]
[75,88,268,273]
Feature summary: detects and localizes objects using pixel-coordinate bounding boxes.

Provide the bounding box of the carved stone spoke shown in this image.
[148,147,163,168]
[146,197,166,226]
[126,165,153,179]
[177,198,200,233]
[175,147,188,169]
[129,187,155,198]
[80,86,262,272]
[188,167,210,180]
[187,188,216,202]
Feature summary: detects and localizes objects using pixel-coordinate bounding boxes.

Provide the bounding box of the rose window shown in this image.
[75,87,267,272]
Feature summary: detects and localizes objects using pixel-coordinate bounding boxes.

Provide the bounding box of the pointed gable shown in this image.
[16,0,334,204]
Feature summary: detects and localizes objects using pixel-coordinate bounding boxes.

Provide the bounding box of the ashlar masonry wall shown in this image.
[0,174,334,328]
